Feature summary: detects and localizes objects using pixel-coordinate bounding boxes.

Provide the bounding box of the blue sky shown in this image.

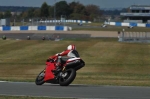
[0,0,150,8]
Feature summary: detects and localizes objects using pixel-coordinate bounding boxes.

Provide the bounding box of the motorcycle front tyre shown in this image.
[35,70,45,85]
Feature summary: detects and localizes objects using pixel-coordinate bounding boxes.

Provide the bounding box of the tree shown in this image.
[48,6,53,18]
[20,11,28,19]
[3,10,11,18]
[85,4,102,21]
[0,12,4,19]
[33,8,41,18]
[70,13,82,20]
[27,8,35,18]
[40,2,49,17]
[68,1,80,14]
[74,3,85,14]
[85,4,101,16]
[68,2,85,20]
[55,1,70,18]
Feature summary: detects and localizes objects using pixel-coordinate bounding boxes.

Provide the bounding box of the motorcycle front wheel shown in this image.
[59,69,76,86]
[35,69,45,85]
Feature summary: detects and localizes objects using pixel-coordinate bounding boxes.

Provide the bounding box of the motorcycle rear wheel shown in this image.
[35,70,45,85]
[59,69,76,86]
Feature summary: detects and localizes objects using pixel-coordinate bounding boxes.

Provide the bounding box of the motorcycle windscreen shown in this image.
[44,62,55,81]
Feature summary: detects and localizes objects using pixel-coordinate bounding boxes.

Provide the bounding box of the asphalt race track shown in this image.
[0,81,150,99]
[0,30,118,40]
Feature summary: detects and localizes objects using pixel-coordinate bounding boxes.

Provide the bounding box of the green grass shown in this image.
[73,25,150,32]
[0,38,150,86]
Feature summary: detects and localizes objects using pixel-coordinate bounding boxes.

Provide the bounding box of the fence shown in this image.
[39,20,91,23]
[118,31,150,43]
[11,19,92,26]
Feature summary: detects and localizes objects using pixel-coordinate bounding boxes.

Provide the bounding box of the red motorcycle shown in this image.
[35,56,85,86]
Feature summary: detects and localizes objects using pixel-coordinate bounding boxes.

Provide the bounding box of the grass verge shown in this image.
[73,25,150,32]
[0,38,150,86]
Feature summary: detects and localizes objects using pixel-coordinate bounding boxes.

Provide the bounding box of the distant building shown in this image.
[120,5,150,23]
[0,19,10,26]
[11,12,21,16]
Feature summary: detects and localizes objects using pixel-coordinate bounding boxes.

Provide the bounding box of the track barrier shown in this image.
[0,26,72,31]
[106,22,150,28]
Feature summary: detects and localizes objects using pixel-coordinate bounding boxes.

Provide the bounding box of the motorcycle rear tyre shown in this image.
[59,69,76,86]
[35,70,45,85]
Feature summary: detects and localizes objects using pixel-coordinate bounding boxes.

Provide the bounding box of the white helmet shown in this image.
[67,44,76,50]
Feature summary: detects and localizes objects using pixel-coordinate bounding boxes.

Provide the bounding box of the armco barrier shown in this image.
[137,23,146,27]
[129,23,137,27]
[107,22,150,28]
[146,24,150,27]
[38,26,46,30]
[46,26,55,31]
[11,26,20,30]
[28,26,37,30]
[55,26,64,30]
[122,23,129,26]
[20,26,28,30]
[115,22,122,26]
[3,26,11,31]
[0,26,71,31]
[109,22,115,25]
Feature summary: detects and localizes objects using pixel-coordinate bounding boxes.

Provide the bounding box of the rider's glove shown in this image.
[46,58,54,62]
[56,53,60,56]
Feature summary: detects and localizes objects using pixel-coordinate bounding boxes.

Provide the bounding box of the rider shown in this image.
[47,44,80,73]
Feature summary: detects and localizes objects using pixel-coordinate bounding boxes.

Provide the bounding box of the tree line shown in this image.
[0,1,127,22]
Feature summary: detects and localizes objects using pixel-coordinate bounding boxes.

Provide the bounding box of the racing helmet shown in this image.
[67,44,76,50]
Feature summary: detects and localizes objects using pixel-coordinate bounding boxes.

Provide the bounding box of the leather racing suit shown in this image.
[49,49,80,68]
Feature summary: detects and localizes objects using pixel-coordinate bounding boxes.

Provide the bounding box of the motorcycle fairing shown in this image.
[63,58,84,70]
[44,62,55,81]
[66,58,81,62]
